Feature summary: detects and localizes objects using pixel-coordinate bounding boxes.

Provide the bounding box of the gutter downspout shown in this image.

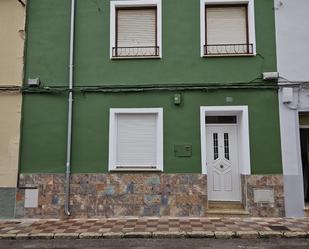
[65,0,75,216]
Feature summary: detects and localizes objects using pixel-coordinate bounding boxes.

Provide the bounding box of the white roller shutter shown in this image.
[206,6,247,45]
[115,113,157,167]
[117,8,156,47]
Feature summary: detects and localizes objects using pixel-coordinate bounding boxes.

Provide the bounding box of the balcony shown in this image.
[204,44,254,56]
[112,46,160,58]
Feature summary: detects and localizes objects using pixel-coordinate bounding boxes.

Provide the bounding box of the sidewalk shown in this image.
[0,217,308,240]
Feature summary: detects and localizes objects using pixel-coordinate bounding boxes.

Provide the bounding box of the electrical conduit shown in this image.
[65,0,75,216]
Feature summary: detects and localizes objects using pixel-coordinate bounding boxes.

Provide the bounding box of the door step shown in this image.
[207,201,250,217]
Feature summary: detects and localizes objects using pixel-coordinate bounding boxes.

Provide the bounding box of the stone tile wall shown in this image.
[15,173,285,218]
[16,174,208,218]
[241,175,285,217]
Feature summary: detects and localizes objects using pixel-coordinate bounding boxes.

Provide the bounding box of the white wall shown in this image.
[275,0,309,81]
[275,0,309,217]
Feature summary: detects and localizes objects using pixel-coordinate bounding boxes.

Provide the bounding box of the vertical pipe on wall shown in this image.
[65,0,75,216]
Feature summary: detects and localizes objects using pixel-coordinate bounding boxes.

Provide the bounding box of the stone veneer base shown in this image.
[16,174,208,218]
[241,174,285,217]
[15,173,285,218]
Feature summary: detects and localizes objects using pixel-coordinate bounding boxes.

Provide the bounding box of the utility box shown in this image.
[173,94,181,105]
[282,87,294,103]
[27,78,40,87]
[174,144,192,157]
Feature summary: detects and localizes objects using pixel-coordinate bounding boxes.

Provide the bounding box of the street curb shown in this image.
[236,231,259,239]
[28,233,54,240]
[102,232,123,239]
[16,233,30,240]
[214,231,236,239]
[282,231,308,238]
[258,231,283,239]
[0,233,16,240]
[186,231,215,238]
[79,232,102,239]
[123,231,152,238]
[0,231,309,240]
[54,233,80,239]
[152,231,186,238]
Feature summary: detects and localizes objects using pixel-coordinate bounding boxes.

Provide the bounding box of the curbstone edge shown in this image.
[258,231,283,239]
[214,231,235,239]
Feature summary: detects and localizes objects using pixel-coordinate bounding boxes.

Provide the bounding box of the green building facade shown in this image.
[16,0,284,218]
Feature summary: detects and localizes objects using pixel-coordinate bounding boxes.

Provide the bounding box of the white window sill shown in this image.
[202,53,256,58]
[110,167,163,172]
[111,56,161,60]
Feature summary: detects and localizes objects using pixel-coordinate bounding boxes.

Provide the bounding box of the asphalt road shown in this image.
[1,239,309,249]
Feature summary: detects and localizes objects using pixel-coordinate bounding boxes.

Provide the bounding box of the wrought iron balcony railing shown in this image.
[112,46,160,58]
[204,43,253,56]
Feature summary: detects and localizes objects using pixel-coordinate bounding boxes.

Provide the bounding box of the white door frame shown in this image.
[200,106,251,175]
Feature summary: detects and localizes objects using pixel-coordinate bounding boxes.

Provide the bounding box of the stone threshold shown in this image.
[207,201,249,217]
[0,231,309,240]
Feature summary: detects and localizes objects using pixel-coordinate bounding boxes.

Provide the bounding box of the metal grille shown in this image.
[204,43,253,56]
[112,46,160,57]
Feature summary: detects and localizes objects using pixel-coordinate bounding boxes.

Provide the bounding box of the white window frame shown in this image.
[200,0,256,57]
[110,0,162,59]
[108,108,163,171]
[200,106,251,175]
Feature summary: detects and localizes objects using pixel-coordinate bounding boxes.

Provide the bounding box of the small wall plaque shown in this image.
[253,189,274,204]
[25,189,39,208]
[174,144,192,157]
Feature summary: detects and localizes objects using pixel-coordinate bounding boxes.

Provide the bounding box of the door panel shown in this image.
[206,125,241,201]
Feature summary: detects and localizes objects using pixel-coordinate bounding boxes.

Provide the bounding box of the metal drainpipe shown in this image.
[65,0,75,216]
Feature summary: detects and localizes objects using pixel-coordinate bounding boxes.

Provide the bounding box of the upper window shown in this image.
[110,0,162,59]
[200,0,256,57]
[108,108,163,171]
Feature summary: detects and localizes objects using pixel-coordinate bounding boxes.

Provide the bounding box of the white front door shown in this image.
[206,125,241,201]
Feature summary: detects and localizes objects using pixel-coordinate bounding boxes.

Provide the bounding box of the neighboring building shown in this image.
[0,0,26,218]
[275,0,309,217]
[16,0,283,218]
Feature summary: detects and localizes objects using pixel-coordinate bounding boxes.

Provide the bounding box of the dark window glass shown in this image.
[206,116,237,124]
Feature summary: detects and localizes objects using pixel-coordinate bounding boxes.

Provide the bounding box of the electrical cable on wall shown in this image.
[3,76,309,94]
[17,0,25,7]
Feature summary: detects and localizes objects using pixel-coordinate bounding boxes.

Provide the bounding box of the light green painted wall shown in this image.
[20,0,281,174]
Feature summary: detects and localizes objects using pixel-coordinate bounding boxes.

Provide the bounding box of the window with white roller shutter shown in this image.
[116,113,157,167]
[110,0,162,58]
[200,0,255,56]
[117,8,156,47]
[114,7,158,57]
[205,5,250,55]
[108,108,163,171]
[206,6,247,46]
